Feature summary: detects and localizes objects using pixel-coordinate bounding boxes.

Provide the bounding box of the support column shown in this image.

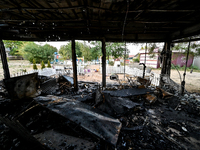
[72,39,78,91]
[161,41,171,76]
[102,38,106,87]
[0,40,10,79]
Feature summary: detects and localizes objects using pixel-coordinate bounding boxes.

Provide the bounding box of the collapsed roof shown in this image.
[1,0,200,42]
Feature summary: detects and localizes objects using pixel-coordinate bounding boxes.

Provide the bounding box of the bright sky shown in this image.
[35,41,143,55]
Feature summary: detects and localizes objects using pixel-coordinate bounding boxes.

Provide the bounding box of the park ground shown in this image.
[0,60,200,93]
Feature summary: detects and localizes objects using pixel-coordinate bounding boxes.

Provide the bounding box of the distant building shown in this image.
[171,51,194,67]
[128,55,134,59]
[193,56,200,69]
[139,48,160,68]
[139,48,194,69]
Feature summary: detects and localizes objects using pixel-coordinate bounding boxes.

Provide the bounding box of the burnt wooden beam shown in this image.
[2,33,168,42]
[1,7,198,13]
[0,6,111,12]
[161,41,171,76]
[102,38,106,87]
[0,6,84,12]
[65,1,79,19]
[161,42,167,75]
[0,116,46,150]
[170,22,200,40]
[25,0,53,19]
[47,0,67,20]
[72,39,78,91]
[134,0,154,20]
[173,37,200,43]
[7,0,38,19]
[128,9,198,13]
[0,40,10,79]
[0,19,193,24]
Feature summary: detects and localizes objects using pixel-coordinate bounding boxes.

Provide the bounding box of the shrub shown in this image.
[190,65,199,70]
[109,61,114,66]
[33,59,38,70]
[47,60,51,68]
[133,58,139,63]
[41,61,45,69]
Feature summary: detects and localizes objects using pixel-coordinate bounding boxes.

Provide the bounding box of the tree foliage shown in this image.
[90,41,129,61]
[59,44,72,60]
[90,41,102,61]
[172,42,200,56]
[59,41,130,62]
[79,41,92,61]
[106,42,129,60]
[21,42,57,63]
[59,42,82,60]
[3,40,25,56]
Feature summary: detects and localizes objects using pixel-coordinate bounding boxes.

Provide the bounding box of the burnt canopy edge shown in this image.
[0,0,200,42]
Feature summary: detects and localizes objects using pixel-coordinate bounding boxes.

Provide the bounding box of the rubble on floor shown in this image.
[34,95,122,146]
[0,74,200,150]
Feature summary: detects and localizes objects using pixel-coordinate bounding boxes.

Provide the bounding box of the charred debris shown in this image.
[0,72,200,150]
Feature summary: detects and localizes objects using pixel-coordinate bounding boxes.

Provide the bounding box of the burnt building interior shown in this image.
[0,0,200,150]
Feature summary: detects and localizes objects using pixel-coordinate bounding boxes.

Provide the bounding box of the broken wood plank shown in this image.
[34,95,122,146]
[0,115,46,150]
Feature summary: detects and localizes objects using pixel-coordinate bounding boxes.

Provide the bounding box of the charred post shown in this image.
[72,39,78,91]
[102,38,106,87]
[161,41,172,76]
[0,40,10,79]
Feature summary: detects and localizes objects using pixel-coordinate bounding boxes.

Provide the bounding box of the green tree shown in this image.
[42,44,58,62]
[21,42,57,63]
[3,40,26,56]
[90,41,129,62]
[59,44,72,60]
[172,42,200,56]
[47,60,51,68]
[41,61,45,69]
[59,41,82,60]
[90,41,102,63]
[80,42,92,61]
[33,59,38,70]
[106,42,129,60]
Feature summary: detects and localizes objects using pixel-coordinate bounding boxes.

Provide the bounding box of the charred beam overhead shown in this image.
[1,7,198,13]
[173,37,200,43]
[0,0,200,42]
[0,19,195,24]
[170,22,200,40]
[3,24,178,30]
